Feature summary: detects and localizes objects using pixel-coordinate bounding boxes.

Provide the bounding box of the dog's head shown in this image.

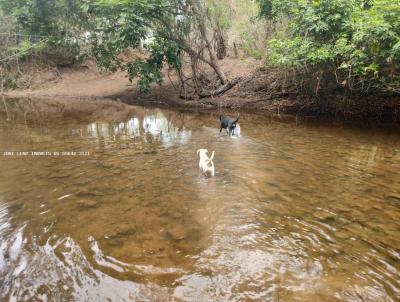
[197,148,208,157]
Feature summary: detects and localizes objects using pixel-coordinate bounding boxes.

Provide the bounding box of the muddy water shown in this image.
[0,102,399,301]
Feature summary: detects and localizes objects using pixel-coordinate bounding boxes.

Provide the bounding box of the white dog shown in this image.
[231,123,241,137]
[197,149,215,177]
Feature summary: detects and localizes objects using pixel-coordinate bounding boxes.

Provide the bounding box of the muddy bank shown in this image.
[3,82,399,125]
[2,58,399,124]
[113,73,400,124]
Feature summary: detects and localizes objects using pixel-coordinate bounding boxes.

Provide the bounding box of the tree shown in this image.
[1,0,236,98]
[87,0,229,97]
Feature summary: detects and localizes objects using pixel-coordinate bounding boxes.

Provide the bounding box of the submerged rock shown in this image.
[107,224,136,239]
[115,224,136,236]
[77,199,98,208]
[77,190,105,197]
[142,239,165,253]
[106,238,123,247]
[143,150,157,155]
[166,227,188,241]
[335,229,351,240]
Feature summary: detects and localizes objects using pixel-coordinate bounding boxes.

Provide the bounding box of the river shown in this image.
[0,100,399,301]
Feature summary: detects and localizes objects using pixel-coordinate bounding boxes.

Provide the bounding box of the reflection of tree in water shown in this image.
[163,109,218,130]
[0,100,218,149]
[85,109,194,147]
[0,97,44,127]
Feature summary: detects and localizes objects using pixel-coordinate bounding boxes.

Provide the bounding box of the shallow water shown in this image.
[0,102,399,301]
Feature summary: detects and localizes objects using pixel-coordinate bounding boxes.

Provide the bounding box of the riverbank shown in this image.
[2,57,399,124]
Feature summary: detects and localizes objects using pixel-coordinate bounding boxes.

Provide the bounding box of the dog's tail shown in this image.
[209,151,215,161]
[234,113,240,123]
[219,115,223,121]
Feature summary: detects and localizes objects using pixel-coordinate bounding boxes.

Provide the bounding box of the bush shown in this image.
[258,0,400,95]
[0,0,88,66]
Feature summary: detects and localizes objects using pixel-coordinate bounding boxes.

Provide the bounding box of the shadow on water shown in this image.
[0,98,399,301]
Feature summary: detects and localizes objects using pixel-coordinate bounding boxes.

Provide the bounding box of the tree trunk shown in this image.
[233,42,239,58]
[190,0,227,84]
[198,77,242,98]
[215,28,226,60]
[190,55,200,94]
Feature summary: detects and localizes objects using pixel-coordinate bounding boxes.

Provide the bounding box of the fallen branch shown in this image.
[198,77,242,98]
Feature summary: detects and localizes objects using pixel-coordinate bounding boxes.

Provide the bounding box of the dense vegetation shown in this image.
[258,0,400,95]
[0,0,399,99]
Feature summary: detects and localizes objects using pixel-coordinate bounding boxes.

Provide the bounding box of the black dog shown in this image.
[219,115,239,136]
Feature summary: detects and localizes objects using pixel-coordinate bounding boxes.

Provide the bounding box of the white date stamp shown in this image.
[2,151,91,157]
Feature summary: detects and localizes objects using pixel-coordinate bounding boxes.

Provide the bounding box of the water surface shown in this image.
[0,101,400,301]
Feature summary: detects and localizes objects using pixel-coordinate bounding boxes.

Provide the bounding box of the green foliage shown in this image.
[88,0,183,92]
[205,0,232,30]
[1,0,184,91]
[4,0,397,95]
[7,39,46,61]
[0,0,89,65]
[259,0,400,94]
[0,0,88,37]
[125,35,182,92]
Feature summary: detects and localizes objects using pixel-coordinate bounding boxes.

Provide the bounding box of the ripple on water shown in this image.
[0,105,400,300]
